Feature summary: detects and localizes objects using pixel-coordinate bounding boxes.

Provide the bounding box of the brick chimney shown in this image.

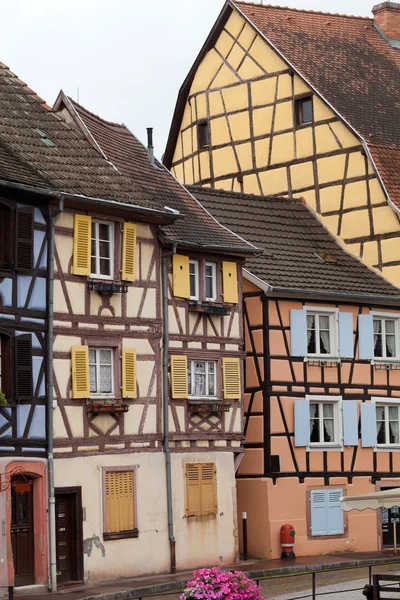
[372,2,400,44]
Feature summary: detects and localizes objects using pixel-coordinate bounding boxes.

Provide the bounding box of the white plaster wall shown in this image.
[54,453,169,583]
[172,452,237,570]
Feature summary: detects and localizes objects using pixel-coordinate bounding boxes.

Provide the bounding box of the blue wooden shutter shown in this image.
[342,400,358,446]
[310,490,327,536]
[327,489,344,535]
[361,402,376,447]
[294,399,310,447]
[290,309,307,356]
[358,314,374,360]
[339,312,354,358]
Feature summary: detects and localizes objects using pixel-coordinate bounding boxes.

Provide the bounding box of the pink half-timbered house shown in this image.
[194,186,400,559]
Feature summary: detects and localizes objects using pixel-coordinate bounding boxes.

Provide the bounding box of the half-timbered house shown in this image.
[50,94,258,581]
[164,0,400,287]
[193,185,400,559]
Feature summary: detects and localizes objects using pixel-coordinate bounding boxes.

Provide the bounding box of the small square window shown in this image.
[91,220,113,279]
[373,317,399,360]
[89,347,113,397]
[295,96,313,126]
[188,359,217,398]
[198,122,210,150]
[306,310,337,357]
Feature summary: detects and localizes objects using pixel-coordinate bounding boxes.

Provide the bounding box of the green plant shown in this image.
[0,390,7,406]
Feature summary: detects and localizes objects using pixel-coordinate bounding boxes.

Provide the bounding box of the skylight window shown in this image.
[315,251,337,264]
[33,128,55,147]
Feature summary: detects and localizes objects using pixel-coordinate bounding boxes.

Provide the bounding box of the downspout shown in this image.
[162,242,177,574]
[47,197,64,593]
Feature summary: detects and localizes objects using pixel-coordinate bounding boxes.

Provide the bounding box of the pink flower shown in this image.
[180,567,264,600]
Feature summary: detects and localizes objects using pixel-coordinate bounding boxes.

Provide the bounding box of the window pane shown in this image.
[374,333,383,357]
[89,349,96,363]
[310,403,320,443]
[195,361,205,373]
[307,315,315,329]
[319,329,330,354]
[376,406,386,444]
[386,335,396,358]
[323,404,334,418]
[100,258,111,276]
[194,373,206,396]
[99,241,110,259]
[389,405,398,420]
[374,319,382,334]
[386,320,395,334]
[90,364,97,393]
[323,419,334,442]
[188,363,192,394]
[208,362,215,374]
[99,223,110,241]
[205,275,214,299]
[208,374,215,396]
[307,329,316,354]
[319,316,330,330]
[100,365,112,394]
[302,98,312,123]
[189,263,197,297]
[100,349,112,364]
[389,420,399,444]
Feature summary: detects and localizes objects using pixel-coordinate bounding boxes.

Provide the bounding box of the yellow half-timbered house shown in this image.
[164,0,400,287]
[54,93,258,582]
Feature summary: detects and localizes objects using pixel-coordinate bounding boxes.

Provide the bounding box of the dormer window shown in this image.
[198,121,210,150]
[295,95,313,126]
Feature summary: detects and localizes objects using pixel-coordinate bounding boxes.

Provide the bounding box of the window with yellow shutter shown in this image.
[222,357,241,400]
[185,463,217,517]
[103,467,138,540]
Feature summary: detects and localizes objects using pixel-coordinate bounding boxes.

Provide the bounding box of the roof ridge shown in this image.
[0,62,53,111]
[68,97,128,130]
[233,1,372,21]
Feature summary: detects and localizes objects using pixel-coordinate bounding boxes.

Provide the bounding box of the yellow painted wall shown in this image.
[170,8,400,288]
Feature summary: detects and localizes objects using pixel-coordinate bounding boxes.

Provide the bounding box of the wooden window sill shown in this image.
[103,529,139,541]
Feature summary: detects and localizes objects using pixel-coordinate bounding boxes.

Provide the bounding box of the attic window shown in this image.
[295,96,313,127]
[198,121,210,151]
[33,128,55,147]
[315,251,337,264]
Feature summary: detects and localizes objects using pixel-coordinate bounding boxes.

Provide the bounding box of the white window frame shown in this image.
[371,312,400,362]
[307,395,342,449]
[90,220,114,280]
[371,397,400,450]
[89,347,114,398]
[305,306,339,359]
[205,262,217,301]
[188,359,218,399]
[189,260,199,300]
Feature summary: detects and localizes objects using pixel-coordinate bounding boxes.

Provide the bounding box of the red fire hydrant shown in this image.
[280,523,296,559]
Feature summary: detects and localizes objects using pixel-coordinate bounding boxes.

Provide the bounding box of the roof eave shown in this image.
[159,234,260,256]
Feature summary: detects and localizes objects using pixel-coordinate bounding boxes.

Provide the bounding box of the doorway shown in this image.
[11,476,34,586]
[55,488,83,585]
[382,504,400,547]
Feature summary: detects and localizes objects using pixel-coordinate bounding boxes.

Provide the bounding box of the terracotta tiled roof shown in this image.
[369,145,400,207]
[234,1,400,204]
[56,95,257,254]
[190,185,400,297]
[0,62,176,214]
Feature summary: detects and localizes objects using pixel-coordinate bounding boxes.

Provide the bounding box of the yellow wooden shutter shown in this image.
[222,261,238,304]
[172,254,190,298]
[170,355,188,399]
[105,470,135,532]
[121,222,136,281]
[72,214,91,276]
[222,357,241,400]
[71,346,89,399]
[200,463,217,515]
[122,348,136,398]
[186,464,201,516]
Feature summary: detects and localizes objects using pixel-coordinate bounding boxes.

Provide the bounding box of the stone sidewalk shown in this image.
[14,551,400,600]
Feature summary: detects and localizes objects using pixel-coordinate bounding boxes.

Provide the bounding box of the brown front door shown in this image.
[11,477,34,586]
[55,489,83,585]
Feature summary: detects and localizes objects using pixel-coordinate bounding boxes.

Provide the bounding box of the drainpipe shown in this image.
[162,243,177,573]
[47,197,64,593]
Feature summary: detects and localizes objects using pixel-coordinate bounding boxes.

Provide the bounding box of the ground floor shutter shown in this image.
[105,470,135,532]
[310,489,344,536]
[327,489,344,535]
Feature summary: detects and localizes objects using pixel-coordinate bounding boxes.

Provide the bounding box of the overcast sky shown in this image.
[1,0,375,158]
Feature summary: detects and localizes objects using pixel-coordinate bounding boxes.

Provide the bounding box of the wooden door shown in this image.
[11,477,34,586]
[55,489,83,585]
